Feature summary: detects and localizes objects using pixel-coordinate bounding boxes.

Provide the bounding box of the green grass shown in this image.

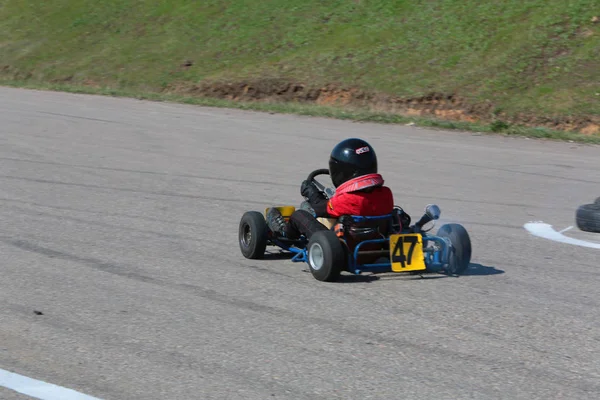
[1,0,599,129]
[4,79,599,144]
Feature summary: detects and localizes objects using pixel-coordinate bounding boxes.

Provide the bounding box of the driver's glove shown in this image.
[300,180,326,204]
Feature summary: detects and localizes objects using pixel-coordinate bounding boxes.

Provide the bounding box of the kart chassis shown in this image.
[268,218,452,275]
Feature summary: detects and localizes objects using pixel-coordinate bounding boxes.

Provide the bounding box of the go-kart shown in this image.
[238,169,472,282]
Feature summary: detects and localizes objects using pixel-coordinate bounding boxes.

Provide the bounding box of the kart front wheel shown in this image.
[437,223,472,275]
[239,211,269,259]
[307,231,345,282]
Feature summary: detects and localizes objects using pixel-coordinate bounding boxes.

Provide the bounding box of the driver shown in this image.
[267,138,395,240]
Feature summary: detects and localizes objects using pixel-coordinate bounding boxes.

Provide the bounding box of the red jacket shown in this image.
[326,173,394,218]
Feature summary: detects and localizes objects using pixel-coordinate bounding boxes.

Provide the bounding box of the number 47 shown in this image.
[391,236,418,268]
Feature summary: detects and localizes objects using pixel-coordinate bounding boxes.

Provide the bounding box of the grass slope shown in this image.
[2,0,599,127]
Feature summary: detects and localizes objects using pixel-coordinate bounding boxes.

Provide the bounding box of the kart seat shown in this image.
[334,213,398,263]
[334,208,411,264]
[337,214,391,239]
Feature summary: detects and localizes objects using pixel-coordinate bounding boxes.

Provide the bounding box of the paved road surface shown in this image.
[1,87,599,399]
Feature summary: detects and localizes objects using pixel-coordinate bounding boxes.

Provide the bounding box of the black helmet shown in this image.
[329,138,378,187]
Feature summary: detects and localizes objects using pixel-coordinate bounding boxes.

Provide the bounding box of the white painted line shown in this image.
[0,368,102,400]
[524,222,600,249]
[559,226,573,234]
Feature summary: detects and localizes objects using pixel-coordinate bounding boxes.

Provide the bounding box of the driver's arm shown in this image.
[301,181,329,217]
[310,196,329,217]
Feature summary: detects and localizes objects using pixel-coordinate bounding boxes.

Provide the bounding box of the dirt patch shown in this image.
[166,79,598,134]
[1,65,33,80]
[581,124,600,135]
[82,79,101,88]
[50,75,74,83]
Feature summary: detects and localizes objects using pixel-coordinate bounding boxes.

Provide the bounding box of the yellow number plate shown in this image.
[389,234,427,272]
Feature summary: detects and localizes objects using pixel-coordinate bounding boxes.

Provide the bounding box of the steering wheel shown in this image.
[306,168,336,199]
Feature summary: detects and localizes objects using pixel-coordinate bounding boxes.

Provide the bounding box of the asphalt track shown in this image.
[1,86,599,400]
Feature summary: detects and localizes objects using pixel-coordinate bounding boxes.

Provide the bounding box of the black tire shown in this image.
[576,203,600,233]
[437,223,472,275]
[306,231,345,282]
[239,211,269,259]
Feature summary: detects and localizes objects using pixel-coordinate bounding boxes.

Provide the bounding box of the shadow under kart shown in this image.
[238,169,473,282]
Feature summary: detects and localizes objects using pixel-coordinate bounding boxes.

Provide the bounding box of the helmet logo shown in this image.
[355,146,370,154]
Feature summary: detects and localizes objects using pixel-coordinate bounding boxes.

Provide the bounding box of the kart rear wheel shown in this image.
[437,223,472,275]
[576,203,600,233]
[307,231,345,282]
[239,211,269,259]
